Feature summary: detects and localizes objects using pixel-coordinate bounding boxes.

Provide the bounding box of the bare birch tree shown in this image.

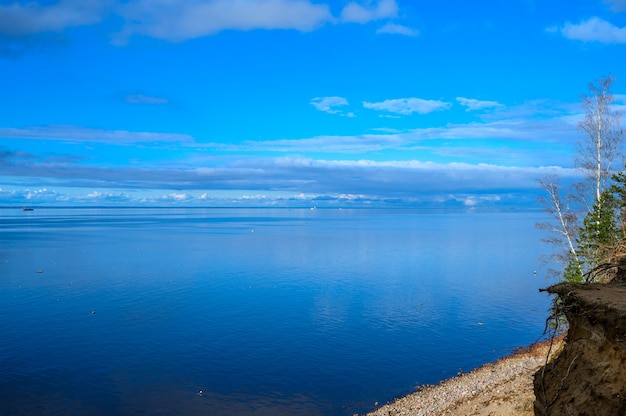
[576,75,623,207]
[536,176,582,278]
[537,76,624,281]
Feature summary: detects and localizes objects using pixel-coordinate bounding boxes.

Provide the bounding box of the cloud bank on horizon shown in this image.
[0,0,625,208]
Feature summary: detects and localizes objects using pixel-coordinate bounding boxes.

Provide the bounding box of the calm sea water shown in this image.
[0,207,555,415]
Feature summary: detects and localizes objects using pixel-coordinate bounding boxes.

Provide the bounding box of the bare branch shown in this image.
[536,175,582,275]
[576,75,623,204]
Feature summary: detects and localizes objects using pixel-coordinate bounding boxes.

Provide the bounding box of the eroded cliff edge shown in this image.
[533,280,626,416]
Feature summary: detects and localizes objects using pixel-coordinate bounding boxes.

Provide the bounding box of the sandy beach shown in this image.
[366,336,563,416]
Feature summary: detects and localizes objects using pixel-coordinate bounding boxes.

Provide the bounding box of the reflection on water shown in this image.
[0,207,554,415]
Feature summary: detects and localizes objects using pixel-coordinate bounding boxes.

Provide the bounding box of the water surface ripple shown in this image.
[0,207,554,415]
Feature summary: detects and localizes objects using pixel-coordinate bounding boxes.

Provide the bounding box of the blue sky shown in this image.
[1,0,626,207]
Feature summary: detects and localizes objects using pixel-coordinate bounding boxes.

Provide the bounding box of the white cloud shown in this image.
[23,187,60,201]
[1,148,582,207]
[376,22,419,36]
[604,0,626,12]
[461,195,501,207]
[85,191,131,202]
[0,125,194,144]
[253,157,581,196]
[227,117,575,156]
[614,94,626,114]
[614,94,626,103]
[113,0,333,44]
[555,17,626,43]
[0,0,106,36]
[310,96,350,115]
[340,0,398,23]
[0,0,404,45]
[456,97,504,111]
[1,94,586,207]
[363,97,452,115]
[160,192,192,201]
[126,94,169,104]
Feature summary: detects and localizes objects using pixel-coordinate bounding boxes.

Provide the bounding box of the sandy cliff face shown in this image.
[533,281,626,416]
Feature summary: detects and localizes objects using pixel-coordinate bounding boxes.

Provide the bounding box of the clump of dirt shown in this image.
[533,281,626,416]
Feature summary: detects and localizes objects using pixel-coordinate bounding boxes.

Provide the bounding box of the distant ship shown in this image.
[22,207,34,211]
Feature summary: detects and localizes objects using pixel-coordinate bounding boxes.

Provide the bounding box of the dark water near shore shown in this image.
[0,207,554,415]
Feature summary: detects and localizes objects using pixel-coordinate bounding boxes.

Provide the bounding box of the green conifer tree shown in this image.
[576,191,620,279]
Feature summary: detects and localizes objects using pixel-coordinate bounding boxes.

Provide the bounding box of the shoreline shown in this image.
[365,335,564,416]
